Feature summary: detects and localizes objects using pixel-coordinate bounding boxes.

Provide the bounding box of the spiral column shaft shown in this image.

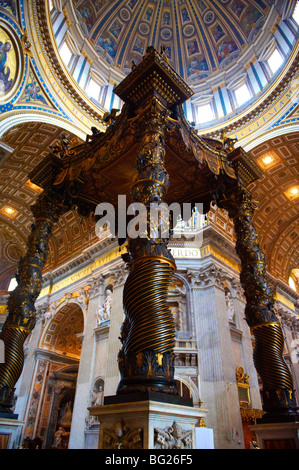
[117,97,179,395]
[252,323,293,391]
[0,194,66,412]
[220,189,297,414]
[123,258,175,355]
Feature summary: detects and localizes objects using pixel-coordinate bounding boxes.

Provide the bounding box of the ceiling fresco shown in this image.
[72,0,273,83]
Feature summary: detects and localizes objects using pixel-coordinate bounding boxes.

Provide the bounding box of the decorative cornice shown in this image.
[42,238,117,282]
[277,307,299,332]
[240,408,265,421]
[186,262,237,290]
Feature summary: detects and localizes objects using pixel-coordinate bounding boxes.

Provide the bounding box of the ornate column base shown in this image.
[117,350,178,396]
[89,396,208,449]
[0,386,16,415]
[0,416,25,448]
[261,389,298,419]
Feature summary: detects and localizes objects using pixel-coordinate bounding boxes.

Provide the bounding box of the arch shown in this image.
[0,111,87,140]
[58,364,79,375]
[174,375,200,406]
[268,216,299,282]
[48,294,88,322]
[39,301,84,358]
[242,124,299,152]
[245,131,299,282]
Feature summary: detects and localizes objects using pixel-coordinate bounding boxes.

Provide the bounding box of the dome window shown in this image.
[292,1,299,25]
[59,42,73,69]
[86,79,101,101]
[196,103,214,124]
[267,49,284,75]
[289,276,296,292]
[289,269,299,292]
[234,83,251,106]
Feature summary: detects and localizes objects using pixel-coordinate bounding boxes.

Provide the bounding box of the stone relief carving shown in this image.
[103,420,143,449]
[186,263,231,289]
[77,287,90,312]
[36,302,49,322]
[277,307,299,332]
[230,278,246,301]
[89,274,105,297]
[44,300,59,321]
[109,264,128,287]
[154,421,192,449]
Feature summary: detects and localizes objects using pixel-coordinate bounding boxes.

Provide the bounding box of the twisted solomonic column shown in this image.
[117,97,178,396]
[219,189,297,416]
[0,192,67,412]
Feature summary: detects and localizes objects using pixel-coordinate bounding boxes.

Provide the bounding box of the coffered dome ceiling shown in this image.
[55,0,298,134]
[72,0,273,82]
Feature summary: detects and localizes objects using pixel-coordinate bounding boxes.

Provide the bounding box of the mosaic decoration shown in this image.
[0,0,18,19]
[17,67,54,108]
[0,25,18,99]
[72,0,270,83]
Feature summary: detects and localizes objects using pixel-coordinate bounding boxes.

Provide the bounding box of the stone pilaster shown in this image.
[68,276,102,449]
[187,262,244,449]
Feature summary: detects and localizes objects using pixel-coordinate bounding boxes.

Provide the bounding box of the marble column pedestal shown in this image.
[250,421,299,449]
[0,413,24,449]
[89,393,208,450]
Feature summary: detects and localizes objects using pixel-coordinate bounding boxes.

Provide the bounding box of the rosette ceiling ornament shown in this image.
[0,48,297,419]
